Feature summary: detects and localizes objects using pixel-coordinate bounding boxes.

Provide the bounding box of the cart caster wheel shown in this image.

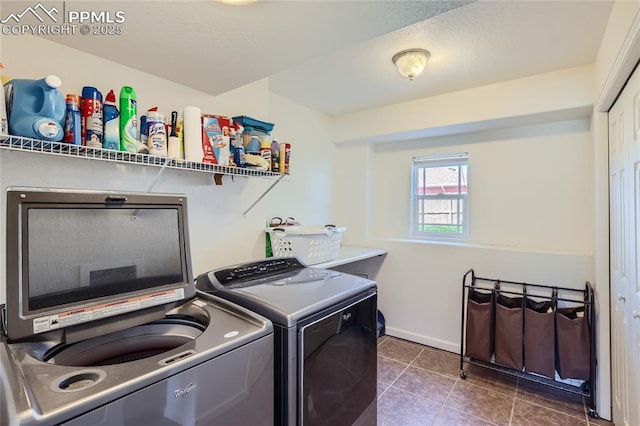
[587,409,598,418]
[460,371,467,379]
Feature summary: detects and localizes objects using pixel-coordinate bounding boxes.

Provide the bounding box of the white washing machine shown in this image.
[0,188,274,426]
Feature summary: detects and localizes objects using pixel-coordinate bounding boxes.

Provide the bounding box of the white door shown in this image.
[628,72,640,426]
[609,63,640,426]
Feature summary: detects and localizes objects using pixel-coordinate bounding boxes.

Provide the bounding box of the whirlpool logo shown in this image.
[173,383,198,399]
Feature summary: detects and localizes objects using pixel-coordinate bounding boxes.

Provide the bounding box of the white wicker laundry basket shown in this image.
[266,225,346,265]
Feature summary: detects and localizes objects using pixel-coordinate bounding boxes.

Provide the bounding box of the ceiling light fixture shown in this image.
[216,0,259,5]
[392,48,431,81]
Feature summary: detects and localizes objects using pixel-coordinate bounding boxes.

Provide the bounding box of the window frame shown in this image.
[410,153,469,240]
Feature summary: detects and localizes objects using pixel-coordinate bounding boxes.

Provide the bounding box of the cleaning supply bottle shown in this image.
[271,139,279,172]
[260,137,271,171]
[229,128,237,164]
[102,89,120,150]
[232,132,245,167]
[63,94,81,145]
[81,86,103,148]
[176,117,185,160]
[168,111,181,159]
[139,114,148,147]
[119,86,139,153]
[246,135,261,155]
[0,63,7,135]
[279,142,291,174]
[4,75,65,141]
[146,108,167,156]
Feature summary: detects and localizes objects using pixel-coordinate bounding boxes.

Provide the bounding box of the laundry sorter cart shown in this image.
[459,269,597,417]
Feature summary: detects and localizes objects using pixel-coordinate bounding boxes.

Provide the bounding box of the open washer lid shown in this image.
[2,188,195,341]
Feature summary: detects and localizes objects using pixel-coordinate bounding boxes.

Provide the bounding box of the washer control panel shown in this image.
[213,258,305,286]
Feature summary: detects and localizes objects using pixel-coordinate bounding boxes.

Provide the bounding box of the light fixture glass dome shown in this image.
[216,0,259,5]
[392,49,431,80]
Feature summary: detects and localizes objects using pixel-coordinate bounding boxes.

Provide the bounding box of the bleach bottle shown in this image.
[5,75,65,141]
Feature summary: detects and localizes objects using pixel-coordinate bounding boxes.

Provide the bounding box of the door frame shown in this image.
[596,8,640,422]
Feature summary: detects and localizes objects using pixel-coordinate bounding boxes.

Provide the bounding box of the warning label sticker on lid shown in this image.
[32,288,185,335]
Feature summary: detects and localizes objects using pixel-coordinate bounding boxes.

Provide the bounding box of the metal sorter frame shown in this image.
[459,269,597,418]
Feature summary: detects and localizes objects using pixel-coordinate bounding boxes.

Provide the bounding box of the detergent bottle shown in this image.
[0,63,7,135]
[4,75,65,141]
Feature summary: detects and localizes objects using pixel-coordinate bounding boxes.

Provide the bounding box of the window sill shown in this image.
[371,237,593,256]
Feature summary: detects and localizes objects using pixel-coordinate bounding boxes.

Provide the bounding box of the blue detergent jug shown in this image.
[5,75,66,141]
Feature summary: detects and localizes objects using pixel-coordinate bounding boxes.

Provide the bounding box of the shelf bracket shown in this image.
[242,174,286,217]
[146,158,171,193]
[213,173,224,186]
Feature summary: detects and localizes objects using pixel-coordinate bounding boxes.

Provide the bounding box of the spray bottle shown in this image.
[119,86,139,153]
[102,89,120,150]
[81,86,103,148]
[231,130,245,167]
[63,94,81,145]
[0,63,7,135]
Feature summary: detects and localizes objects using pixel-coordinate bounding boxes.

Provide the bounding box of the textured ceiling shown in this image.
[11,0,614,116]
[270,0,614,115]
[33,0,471,99]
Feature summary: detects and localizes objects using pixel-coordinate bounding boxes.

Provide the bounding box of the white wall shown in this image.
[331,47,600,411]
[334,118,595,352]
[332,65,594,145]
[0,35,335,304]
[370,119,593,253]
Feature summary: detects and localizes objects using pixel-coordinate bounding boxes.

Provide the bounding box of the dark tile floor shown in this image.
[377,336,615,426]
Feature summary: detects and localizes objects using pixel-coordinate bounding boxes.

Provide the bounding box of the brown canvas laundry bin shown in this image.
[524,298,555,379]
[465,289,494,363]
[556,306,590,380]
[494,293,524,370]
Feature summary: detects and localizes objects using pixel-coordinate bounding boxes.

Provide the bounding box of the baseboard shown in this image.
[384,326,460,354]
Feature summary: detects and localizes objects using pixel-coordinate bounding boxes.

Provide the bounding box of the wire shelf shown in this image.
[0,135,287,181]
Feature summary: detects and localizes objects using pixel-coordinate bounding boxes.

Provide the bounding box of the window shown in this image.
[411,153,468,239]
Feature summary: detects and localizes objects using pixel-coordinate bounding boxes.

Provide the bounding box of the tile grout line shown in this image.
[427,351,501,426]
[454,371,513,426]
[433,367,460,425]
[382,346,456,425]
[410,347,426,363]
[508,378,519,426]
[378,342,426,391]
[379,338,603,426]
[408,349,451,426]
[512,383,590,423]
